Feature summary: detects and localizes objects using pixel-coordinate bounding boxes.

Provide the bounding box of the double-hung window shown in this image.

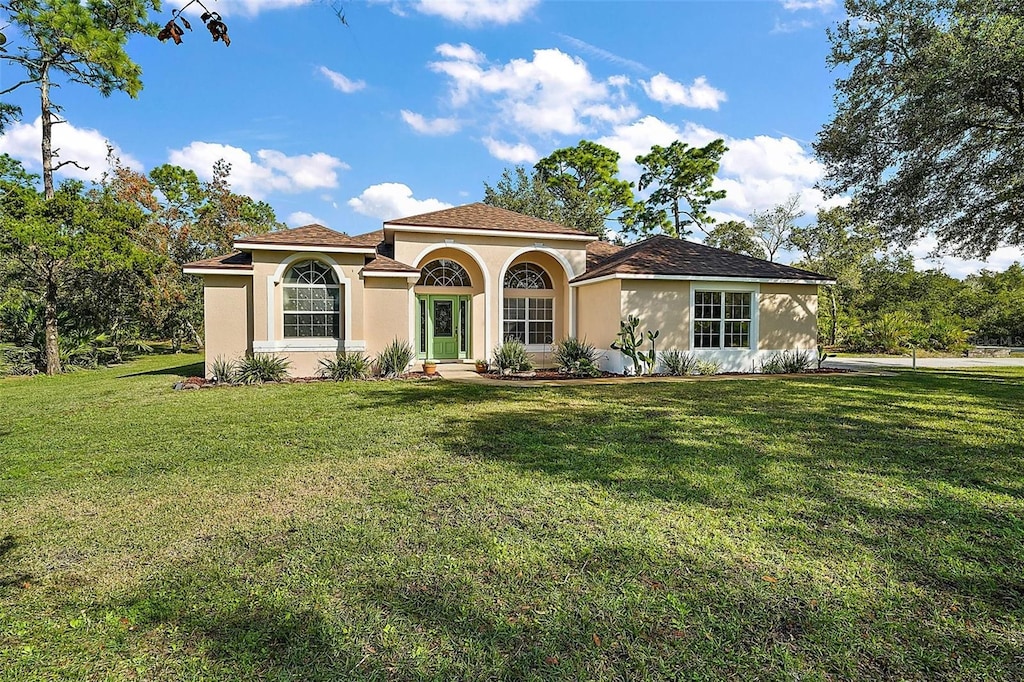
[503,263,554,345]
[694,291,752,349]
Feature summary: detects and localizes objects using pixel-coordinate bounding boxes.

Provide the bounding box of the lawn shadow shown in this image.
[119,361,205,378]
[0,534,33,591]
[431,372,1024,618]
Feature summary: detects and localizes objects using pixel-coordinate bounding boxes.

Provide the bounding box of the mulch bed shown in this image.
[484,367,854,381]
[172,372,442,390]
[484,370,621,381]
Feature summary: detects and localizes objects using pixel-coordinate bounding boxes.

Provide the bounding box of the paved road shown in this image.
[824,355,1024,370]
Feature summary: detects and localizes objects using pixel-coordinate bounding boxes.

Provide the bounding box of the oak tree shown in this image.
[817,0,1024,257]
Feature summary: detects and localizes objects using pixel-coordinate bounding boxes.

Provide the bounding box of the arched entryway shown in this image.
[413,247,486,361]
[498,250,574,348]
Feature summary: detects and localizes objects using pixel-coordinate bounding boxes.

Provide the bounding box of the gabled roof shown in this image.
[235,224,377,250]
[385,203,592,238]
[573,234,833,284]
[586,240,624,270]
[183,251,253,272]
[362,254,420,273]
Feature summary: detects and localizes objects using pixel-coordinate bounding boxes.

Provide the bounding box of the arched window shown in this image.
[503,262,554,345]
[504,262,552,290]
[283,260,340,338]
[418,259,471,287]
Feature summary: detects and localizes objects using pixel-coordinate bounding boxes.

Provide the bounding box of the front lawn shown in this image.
[1,356,1022,680]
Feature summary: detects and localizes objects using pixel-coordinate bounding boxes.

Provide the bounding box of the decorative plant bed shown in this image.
[172,372,442,390]
[487,370,621,381]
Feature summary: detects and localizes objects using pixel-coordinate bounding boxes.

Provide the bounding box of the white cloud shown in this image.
[557,33,650,73]
[909,236,1024,278]
[435,42,485,62]
[597,116,720,179]
[0,116,141,183]
[482,137,539,163]
[348,183,452,220]
[410,0,539,26]
[286,211,327,227]
[400,110,461,136]
[430,44,638,136]
[318,66,366,93]
[168,142,347,199]
[772,17,815,33]
[598,115,847,218]
[641,73,727,110]
[781,0,835,10]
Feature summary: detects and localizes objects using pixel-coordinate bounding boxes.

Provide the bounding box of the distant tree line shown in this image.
[0,153,280,375]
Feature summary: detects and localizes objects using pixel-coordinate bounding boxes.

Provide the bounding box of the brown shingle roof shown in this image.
[386,203,591,237]
[183,251,253,271]
[236,224,377,249]
[573,235,832,283]
[362,254,419,273]
[586,240,624,270]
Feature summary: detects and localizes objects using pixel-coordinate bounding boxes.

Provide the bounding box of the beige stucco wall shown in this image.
[201,274,253,376]
[575,278,622,351]
[393,230,589,357]
[364,277,414,356]
[758,283,819,350]
[621,280,691,351]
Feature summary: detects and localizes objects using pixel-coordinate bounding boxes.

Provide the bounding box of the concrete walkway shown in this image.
[823,356,1024,371]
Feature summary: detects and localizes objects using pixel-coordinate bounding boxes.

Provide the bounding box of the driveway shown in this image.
[824,355,1024,371]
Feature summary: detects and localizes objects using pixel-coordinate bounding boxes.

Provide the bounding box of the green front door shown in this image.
[431,296,458,359]
[418,295,470,360]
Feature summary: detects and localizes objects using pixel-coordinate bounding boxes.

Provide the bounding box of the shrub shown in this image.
[761,351,813,374]
[780,350,814,373]
[660,350,697,376]
[695,360,721,376]
[0,344,39,376]
[869,311,916,353]
[235,353,291,384]
[319,352,370,381]
[553,337,601,377]
[211,356,238,384]
[375,339,414,378]
[492,339,533,374]
[759,354,786,374]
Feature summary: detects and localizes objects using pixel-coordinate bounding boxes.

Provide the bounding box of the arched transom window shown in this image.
[283,260,340,338]
[418,259,471,287]
[504,262,553,290]
[503,262,554,345]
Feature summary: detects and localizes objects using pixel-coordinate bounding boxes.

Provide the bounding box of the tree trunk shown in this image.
[44,270,61,375]
[40,67,54,200]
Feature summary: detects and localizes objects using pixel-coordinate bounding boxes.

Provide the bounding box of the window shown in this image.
[502,262,554,345]
[283,260,340,338]
[418,259,471,287]
[504,262,552,289]
[694,291,752,349]
[503,297,554,345]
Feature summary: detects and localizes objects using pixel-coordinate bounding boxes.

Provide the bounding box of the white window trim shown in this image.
[253,339,366,352]
[268,253,353,346]
[688,282,759,351]
[502,292,555,346]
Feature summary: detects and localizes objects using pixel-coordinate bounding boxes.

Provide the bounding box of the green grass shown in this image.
[2,355,1023,681]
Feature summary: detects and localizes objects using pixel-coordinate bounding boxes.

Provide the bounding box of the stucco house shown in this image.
[183,203,833,376]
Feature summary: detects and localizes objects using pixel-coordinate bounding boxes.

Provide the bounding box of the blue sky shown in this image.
[1,0,1018,275]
